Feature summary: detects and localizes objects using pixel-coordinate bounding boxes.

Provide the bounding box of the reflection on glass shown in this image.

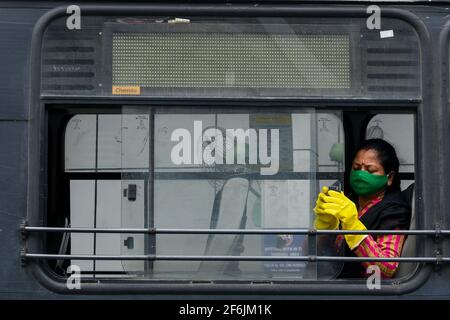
[65,109,345,280]
[366,114,415,174]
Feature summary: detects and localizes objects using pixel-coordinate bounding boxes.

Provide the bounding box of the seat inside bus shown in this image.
[197,177,250,275]
[396,182,418,278]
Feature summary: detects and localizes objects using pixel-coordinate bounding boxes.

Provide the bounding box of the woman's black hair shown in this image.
[355,138,401,193]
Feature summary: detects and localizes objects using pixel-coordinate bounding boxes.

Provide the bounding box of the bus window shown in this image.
[62,108,345,280]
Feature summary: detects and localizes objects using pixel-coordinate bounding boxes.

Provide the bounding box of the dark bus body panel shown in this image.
[0,1,449,298]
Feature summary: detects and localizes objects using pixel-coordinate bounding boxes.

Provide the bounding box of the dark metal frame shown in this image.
[438,16,450,273]
[25,4,438,295]
[21,228,449,261]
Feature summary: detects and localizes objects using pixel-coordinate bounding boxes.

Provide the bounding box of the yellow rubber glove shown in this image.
[313,186,339,230]
[320,190,368,250]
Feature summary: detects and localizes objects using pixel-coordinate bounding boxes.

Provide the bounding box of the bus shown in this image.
[0,0,449,299]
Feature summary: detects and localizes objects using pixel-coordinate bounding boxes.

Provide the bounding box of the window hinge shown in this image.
[123,184,137,201]
[123,237,134,249]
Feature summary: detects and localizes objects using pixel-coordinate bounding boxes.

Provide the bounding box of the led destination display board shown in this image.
[111,25,351,91]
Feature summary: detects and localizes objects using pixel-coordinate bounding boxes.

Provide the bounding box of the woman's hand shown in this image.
[321,190,368,250]
[313,186,339,230]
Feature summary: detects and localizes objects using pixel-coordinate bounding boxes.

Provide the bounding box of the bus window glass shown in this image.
[64,108,345,280]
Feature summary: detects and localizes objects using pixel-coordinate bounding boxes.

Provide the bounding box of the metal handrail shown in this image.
[21,253,449,263]
[22,225,448,264]
[21,226,450,235]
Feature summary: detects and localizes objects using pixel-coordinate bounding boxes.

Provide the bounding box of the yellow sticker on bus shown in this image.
[112,86,141,95]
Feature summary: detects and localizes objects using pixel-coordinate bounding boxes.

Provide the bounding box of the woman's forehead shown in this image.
[354,149,380,164]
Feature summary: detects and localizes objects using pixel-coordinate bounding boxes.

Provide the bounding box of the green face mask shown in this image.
[350,169,388,196]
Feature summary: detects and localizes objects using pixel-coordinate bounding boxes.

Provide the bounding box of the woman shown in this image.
[314,139,411,279]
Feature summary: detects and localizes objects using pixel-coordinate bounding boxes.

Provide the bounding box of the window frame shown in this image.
[438,18,450,277]
[25,4,434,295]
